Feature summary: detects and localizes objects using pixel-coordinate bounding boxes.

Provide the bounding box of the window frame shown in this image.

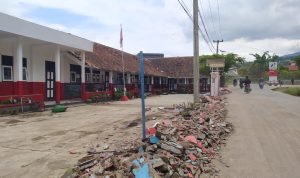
[22,67,28,81]
[70,71,77,83]
[85,73,92,83]
[2,65,13,81]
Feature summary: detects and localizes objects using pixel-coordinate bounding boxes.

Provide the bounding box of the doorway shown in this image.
[45,61,55,101]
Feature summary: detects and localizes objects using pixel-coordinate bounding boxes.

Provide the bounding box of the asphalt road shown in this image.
[217,85,300,178]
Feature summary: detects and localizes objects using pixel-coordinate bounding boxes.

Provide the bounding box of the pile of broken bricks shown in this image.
[64,95,232,178]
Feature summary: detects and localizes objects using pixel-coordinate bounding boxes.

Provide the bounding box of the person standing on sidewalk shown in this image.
[291,77,294,85]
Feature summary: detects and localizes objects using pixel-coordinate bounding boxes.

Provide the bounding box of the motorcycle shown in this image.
[239,82,244,89]
[244,84,251,93]
[233,80,237,87]
[259,82,264,89]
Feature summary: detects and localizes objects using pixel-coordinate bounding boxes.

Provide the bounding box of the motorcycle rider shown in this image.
[244,76,252,92]
[239,78,244,89]
[259,78,264,89]
[233,79,237,87]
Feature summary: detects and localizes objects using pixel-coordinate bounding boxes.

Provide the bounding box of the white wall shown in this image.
[32,46,80,83]
[32,45,55,82]
[0,38,31,82]
[0,13,93,52]
[61,53,80,83]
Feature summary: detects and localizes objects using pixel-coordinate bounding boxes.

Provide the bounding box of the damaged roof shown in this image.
[150,57,194,78]
[86,43,167,77]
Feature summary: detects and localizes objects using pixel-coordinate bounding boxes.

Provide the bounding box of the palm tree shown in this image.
[250,51,279,78]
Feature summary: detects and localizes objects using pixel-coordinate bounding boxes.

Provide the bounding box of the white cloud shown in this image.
[0,0,300,60]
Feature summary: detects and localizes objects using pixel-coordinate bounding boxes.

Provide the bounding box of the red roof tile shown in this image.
[150,57,194,78]
[86,43,166,76]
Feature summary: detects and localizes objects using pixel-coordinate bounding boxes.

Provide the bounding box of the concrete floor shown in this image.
[0,94,193,178]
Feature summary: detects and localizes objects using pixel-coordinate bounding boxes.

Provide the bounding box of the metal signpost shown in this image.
[139,51,146,140]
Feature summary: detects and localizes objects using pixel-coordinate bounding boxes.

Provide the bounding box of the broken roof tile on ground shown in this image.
[64,93,233,178]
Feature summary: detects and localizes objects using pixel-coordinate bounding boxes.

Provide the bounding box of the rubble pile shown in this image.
[67,96,232,178]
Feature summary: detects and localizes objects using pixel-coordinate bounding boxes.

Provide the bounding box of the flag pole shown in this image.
[121,44,126,97]
[120,24,128,101]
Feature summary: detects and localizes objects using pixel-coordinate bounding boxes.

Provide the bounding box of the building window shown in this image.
[22,67,28,81]
[2,66,13,81]
[85,73,92,83]
[70,71,76,83]
[93,74,100,83]
[22,58,27,81]
[178,78,185,84]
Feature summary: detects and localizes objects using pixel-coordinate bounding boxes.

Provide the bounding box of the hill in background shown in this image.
[278,51,300,66]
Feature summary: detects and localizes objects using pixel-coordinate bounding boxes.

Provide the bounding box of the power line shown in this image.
[207,0,219,39]
[198,0,217,51]
[198,4,215,51]
[182,0,215,52]
[177,0,192,20]
[216,0,223,39]
[177,0,215,53]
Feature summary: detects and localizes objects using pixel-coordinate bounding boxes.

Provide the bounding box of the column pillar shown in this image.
[90,67,93,83]
[14,37,23,96]
[127,73,131,84]
[55,46,61,103]
[185,78,188,84]
[81,52,86,101]
[109,71,113,83]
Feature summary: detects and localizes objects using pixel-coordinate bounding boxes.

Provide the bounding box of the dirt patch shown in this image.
[32,136,46,141]
[6,119,24,124]
[47,160,70,170]
[49,130,68,136]
[76,130,104,139]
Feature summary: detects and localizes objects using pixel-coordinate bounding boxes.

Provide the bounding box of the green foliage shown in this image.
[238,67,248,76]
[272,87,300,96]
[224,53,245,72]
[114,89,129,101]
[248,51,280,78]
[284,87,300,96]
[292,55,300,67]
[0,99,13,105]
[88,93,111,103]
[199,53,245,75]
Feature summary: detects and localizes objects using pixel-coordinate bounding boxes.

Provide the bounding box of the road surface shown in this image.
[217,85,300,178]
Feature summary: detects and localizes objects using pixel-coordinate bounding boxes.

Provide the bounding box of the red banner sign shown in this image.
[268,70,278,76]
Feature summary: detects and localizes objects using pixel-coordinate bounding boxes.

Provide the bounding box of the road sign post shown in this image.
[139,51,146,140]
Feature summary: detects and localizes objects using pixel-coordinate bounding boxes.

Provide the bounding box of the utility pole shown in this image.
[193,0,200,103]
[213,39,223,54]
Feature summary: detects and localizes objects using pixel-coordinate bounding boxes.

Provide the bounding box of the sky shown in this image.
[1,0,300,61]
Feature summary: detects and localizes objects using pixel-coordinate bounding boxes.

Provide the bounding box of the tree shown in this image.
[292,55,300,67]
[238,67,249,76]
[199,53,245,74]
[250,51,279,77]
[224,53,245,72]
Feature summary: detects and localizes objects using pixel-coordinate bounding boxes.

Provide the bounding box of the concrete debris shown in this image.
[67,95,232,178]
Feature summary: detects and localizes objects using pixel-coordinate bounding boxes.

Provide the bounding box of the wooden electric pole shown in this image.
[213,39,223,54]
[193,0,200,103]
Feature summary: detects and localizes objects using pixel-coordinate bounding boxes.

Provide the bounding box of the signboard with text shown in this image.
[269,62,277,70]
[269,62,278,84]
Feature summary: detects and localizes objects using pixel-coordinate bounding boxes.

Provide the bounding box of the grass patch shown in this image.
[272,87,300,96]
